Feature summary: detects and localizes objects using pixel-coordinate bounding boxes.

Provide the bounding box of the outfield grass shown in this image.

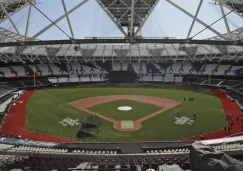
[89,100,161,121]
[25,85,227,141]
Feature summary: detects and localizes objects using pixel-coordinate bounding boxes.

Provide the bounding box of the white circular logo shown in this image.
[117,106,132,111]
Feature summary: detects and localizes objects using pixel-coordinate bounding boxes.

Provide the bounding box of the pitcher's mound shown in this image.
[117,106,132,111]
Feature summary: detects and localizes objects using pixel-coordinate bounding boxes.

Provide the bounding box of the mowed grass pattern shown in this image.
[25,86,227,141]
[89,100,161,121]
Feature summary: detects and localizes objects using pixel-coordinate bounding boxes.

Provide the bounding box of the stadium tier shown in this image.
[0,62,242,82]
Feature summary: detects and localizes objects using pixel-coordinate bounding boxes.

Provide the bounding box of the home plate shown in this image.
[121,121,134,129]
[117,106,132,111]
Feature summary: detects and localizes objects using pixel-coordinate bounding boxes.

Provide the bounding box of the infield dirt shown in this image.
[69,95,180,131]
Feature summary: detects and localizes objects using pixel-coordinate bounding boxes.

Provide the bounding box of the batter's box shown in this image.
[121,121,134,129]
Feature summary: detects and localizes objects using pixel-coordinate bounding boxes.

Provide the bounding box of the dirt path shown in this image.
[69,95,180,131]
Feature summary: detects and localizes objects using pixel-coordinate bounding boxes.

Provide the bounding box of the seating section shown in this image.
[220,80,243,87]
[0,67,15,77]
[144,148,190,154]
[11,66,25,76]
[69,75,80,82]
[132,62,141,73]
[182,62,192,74]
[202,79,222,85]
[0,89,12,98]
[48,78,58,83]
[153,75,163,82]
[171,62,182,74]
[72,149,119,155]
[142,74,153,81]
[80,76,91,82]
[2,156,80,170]
[1,62,243,85]
[49,64,65,75]
[164,74,174,82]
[1,155,190,171]
[0,62,242,77]
[0,140,243,170]
[37,64,50,75]
[92,63,108,74]
[175,76,183,83]
[227,66,243,76]
[68,63,80,74]
[112,62,121,71]
[38,79,52,85]
[141,62,147,73]
[58,77,69,83]
[91,76,101,82]
[194,78,206,84]
[122,62,129,71]
[9,146,68,153]
[0,91,21,113]
[225,90,243,109]
[212,143,243,151]
[214,65,230,75]
[82,65,92,74]
[203,64,217,75]
[0,144,15,151]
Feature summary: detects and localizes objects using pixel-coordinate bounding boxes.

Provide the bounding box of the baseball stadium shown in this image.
[0,0,243,170]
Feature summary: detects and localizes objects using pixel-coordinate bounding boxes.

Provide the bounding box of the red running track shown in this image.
[183,89,243,141]
[0,91,75,143]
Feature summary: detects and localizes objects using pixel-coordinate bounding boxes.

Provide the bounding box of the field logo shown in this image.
[174,116,194,125]
[59,117,80,127]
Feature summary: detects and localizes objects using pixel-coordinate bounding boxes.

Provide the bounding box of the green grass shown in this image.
[88,100,161,121]
[25,85,227,141]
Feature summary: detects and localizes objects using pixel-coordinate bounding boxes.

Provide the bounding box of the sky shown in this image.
[0,0,243,40]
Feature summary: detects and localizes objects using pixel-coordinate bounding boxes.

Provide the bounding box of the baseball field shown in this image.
[25,84,227,142]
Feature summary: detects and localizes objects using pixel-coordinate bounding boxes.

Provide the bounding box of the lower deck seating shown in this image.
[0,91,22,113]
[0,67,15,77]
[38,79,52,85]
[220,80,243,87]
[2,155,190,171]
[80,76,90,82]
[193,78,206,84]
[225,90,243,105]
[69,75,80,82]
[22,80,41,86]
[91,76,101,82]
[11,66,25,76]
[58,77,69,83]
[202,79,222,85]
[48,78,58,83]
[164,74,174,82]
[7,81,25,88]
[0,93,15,106]
[153,76,163,82]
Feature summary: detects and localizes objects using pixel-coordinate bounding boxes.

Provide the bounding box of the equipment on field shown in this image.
[76,115,101,139]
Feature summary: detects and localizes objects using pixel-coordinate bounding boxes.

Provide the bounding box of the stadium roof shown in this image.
[0,0,242,62]
[0,43,242,63]
[0,0,242,40]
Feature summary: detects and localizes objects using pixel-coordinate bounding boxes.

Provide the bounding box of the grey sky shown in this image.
[1,0,243,40]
